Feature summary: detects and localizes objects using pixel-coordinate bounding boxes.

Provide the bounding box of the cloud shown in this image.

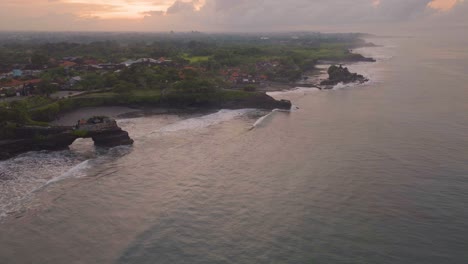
[141,10,165,17]
[166,0,196,14]
[0,0,466,32]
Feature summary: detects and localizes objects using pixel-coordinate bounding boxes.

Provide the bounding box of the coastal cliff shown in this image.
[0,117,133,160]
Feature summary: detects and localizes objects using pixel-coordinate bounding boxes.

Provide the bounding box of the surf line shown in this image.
[250,107,296,130]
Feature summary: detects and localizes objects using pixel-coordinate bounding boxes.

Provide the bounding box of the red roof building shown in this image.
[1,79,41,88]
[60,61,77,68]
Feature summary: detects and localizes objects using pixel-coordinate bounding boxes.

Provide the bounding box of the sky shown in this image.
[0,0,466,33]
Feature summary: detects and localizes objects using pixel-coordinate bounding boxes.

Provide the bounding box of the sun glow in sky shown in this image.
[428,0,463,11]
[370,0,462,11]
[59,0,462,19]
[60,0,206,19]
[61,0,172,18]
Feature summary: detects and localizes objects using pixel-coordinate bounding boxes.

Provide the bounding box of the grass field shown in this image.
[182,54,211,64]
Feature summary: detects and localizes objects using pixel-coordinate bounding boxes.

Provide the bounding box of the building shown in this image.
[121,58,170,67]
[0,79,41,97]
[23,69,42,77]
[12,69,23,78]
[69,76,82,88]
[0,72,11,80]
[59,61,77,69]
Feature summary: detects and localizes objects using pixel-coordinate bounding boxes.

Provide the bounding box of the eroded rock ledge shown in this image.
[0,117,133,160]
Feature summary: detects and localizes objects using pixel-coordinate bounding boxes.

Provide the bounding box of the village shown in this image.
[0,52,295,102]
[0,32,374,104]
[0,56,174,100]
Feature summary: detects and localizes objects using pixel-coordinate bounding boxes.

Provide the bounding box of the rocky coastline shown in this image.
[0,117,133,160]
[0,93,291,160]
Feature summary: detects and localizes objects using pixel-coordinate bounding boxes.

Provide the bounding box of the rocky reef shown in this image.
[0,117,133,160]
[320,65,369,87]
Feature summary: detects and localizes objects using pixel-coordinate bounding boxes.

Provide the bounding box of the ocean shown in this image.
[0,36,467,264]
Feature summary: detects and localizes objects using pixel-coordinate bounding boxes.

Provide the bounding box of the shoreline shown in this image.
[51,59,373,126]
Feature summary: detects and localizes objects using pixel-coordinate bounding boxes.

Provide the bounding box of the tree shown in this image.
[180,68,199,80]
[114,81,136,94]
[37,81,58,97]
[173,79,217,93]
[104,73,119,87]
[243,85,257,92]
[79,73,105,90]
[31,52,49,67]
[5,101,30,124]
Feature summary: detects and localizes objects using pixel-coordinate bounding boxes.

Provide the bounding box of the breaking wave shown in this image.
[0,143,132,220]
[157,109,255,133]
[45,160,91,185]
[0,151,89,219]
[250,108,292,129]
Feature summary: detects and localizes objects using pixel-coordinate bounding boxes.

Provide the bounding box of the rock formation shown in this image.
[75,116,134,147]
[0,117,133,160]
[320,65,369,87]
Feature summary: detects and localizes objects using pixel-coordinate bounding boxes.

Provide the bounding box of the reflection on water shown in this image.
[1,37,468,264]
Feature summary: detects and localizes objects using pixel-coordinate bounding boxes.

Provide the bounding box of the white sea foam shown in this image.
[45,160,91,185]
[251,108,292,129]
[251,111,275,129]
[0,151,88,219]
[157,109,254,133]
[267,87,321,97]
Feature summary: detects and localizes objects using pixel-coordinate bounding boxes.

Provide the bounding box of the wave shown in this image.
[157,109,255,133]
[250,108,293,130]
[42,145,132,187]
[0,142,133,220]
[250,111,275,129]
[45,159,91,185]
[267,87,321,97]
[0,150,87,219]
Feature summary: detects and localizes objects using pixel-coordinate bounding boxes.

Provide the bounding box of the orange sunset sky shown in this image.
[0,0,465,32]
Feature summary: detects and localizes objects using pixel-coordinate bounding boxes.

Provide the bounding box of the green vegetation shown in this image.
[72,130,88,137]
[243,85,257,92]
[0,32,372,127]
[182,54,211,64]
[22,88,251,122]
[33,133,49,142]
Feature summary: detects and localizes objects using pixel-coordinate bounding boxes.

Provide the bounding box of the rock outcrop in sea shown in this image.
[0,117,133,160]
[320,65,369,87]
